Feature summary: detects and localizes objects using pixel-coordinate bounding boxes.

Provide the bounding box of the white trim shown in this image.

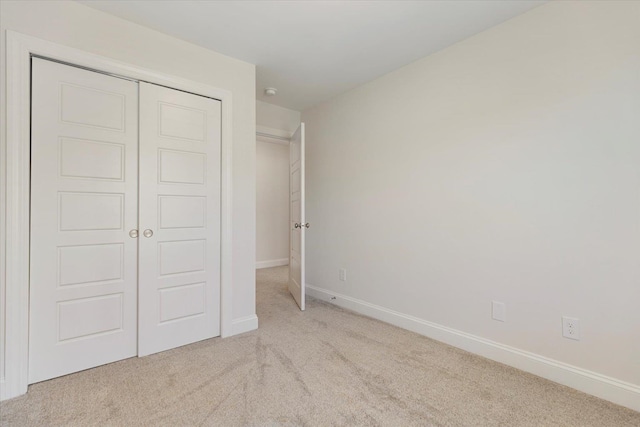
[306,284,640,412]
[256,125,292,145]
[3,30,235,400]
[256,258,289,269]
[257,125,293,139]
[2,30,32,401]
[231,315,259,336]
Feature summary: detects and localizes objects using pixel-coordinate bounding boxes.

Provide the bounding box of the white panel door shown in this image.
[29,58,139,383]
[138,82,221,356]
[289,123,306,310]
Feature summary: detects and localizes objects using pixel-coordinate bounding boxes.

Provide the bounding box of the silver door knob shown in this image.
[143,229,154,238]
[304,223,310,228]
[294,223,301,229]
[129,229,139,238]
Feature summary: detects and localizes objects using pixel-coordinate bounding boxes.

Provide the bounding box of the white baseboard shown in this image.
[0,379,7,401]
[306,284,640,412]
[231,315,259,336]
[256,258,289,269]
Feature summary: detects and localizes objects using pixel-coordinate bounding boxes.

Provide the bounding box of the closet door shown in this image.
[29,58,139,383]
[138,82,221,356]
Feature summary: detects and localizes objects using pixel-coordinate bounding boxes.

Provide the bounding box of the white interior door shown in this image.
[289,123,306,310]
[138,82,222,356]
[29,58,139,383]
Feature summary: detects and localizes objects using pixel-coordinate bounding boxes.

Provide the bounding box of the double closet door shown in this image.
[29,58,221,384]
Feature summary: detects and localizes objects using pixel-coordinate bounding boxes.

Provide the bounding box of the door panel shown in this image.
[289,123,306,310]
[138,82,221,356]
[29,58,139,383]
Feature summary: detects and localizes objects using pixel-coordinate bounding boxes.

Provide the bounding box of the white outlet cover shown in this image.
[339,268,347,281]
[562,316,580,340]
[492,301,506,322]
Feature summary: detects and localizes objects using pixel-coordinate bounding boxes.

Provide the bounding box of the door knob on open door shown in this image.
[143,229,154,238]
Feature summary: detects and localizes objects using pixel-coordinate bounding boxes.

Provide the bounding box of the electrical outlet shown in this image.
[339,268,347,281]
[562,316,580,340]
[492,301,506,322]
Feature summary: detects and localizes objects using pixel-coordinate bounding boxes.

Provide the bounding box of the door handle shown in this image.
[294,223,310,229]
[143,229,154,238]
[304,223,310,228]
[129,229,139,238]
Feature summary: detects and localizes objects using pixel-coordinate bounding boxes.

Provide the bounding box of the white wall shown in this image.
[256,142,290,268]
[257,100,301,133]
[0,0,257,390]
[302,0,640,401]
[255,101,300,268]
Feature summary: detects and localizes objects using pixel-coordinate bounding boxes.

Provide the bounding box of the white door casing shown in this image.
[288,123,306,310]
[29,58,139,383]
[138,82,222,356]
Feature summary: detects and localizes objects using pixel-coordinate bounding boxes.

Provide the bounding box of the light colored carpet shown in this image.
[1,266,638,426]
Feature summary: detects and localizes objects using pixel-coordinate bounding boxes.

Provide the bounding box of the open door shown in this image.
[289,123,306,310]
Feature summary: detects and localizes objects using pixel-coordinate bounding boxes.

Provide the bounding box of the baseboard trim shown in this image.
[256,258,289,269]
[306,284,640,412]
[0,379,7,401]
[231,315,259,336]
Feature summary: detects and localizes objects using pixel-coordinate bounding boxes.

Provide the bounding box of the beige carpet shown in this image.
[1,266,638,426]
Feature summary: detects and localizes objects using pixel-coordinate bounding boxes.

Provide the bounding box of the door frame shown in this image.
[3,30,235,400]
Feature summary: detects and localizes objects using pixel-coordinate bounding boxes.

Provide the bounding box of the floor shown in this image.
[1,266,638,426]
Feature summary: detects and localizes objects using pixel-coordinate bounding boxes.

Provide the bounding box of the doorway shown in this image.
[255,122,306,310]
